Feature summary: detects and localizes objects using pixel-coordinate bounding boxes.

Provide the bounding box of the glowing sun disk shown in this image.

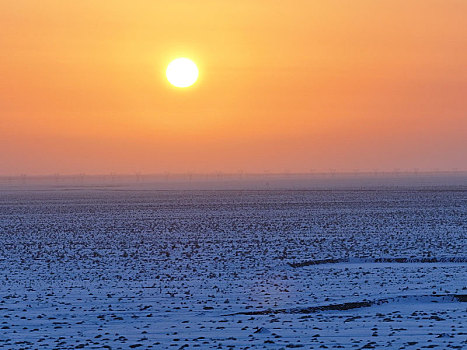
[166,58,199,88]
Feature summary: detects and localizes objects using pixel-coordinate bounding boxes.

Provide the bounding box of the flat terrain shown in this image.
[0,188,466,349]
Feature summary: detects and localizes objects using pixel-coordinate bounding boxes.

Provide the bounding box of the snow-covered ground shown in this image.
[0,188,465,349]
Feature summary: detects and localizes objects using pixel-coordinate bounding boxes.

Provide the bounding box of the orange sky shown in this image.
[1,0,466,174]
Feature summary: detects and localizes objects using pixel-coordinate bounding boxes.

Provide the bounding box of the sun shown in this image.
[166,58,199,88]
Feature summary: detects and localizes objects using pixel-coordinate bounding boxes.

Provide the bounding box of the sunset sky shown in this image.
[1,0,466,174]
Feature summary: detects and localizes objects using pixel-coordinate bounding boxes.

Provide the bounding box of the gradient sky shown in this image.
[1,0,466,174]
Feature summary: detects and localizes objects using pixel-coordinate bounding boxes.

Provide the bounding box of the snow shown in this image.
[0,188,465,349]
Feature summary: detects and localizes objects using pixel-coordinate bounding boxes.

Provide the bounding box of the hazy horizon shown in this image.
[2,171,466,191]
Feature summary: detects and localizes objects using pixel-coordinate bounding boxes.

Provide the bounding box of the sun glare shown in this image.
[166,58,199,88]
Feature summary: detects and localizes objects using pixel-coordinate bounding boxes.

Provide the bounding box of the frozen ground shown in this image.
[0,188,466,349]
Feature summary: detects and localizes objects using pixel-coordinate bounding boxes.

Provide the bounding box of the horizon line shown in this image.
[1,170,467,179]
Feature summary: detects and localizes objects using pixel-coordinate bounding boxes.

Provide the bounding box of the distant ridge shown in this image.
[288,256,467,268]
